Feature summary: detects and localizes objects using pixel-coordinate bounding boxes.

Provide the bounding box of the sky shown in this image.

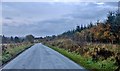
[1,1,119,37]
[2,0,120,2]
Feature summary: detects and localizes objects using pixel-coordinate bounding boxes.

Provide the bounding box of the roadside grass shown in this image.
[2,43,34,65]
[46,44,117,71]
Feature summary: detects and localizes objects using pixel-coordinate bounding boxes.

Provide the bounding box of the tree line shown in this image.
[43,11,120,44]
[1,35,35,44]
[1,11,120,44]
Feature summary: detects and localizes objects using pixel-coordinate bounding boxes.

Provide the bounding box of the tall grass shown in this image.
[2,43,34,65]
[46,44,118,71]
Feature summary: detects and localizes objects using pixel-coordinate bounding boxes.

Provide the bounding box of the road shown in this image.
[2,43,85,69]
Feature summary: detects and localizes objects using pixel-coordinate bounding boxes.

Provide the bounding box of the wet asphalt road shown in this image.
[2,43,85,69]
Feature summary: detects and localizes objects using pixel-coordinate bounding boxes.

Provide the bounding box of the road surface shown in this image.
[2,43,85,69]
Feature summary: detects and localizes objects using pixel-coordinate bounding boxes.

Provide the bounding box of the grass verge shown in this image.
[2,43,34,66]
[45,44,117,71]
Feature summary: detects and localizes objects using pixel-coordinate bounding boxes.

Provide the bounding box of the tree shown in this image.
[106,11,120,43]
[76,25,81,32]
[88,22,93,29]
[25,35,34,43]
[2,35,7,43]
[115,11,120,26]
[80,25,84,30]
[10,36,14,43]
[107,12,115,26]
[14,36,20,43]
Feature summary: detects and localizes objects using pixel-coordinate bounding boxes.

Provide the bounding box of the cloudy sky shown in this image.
[1,2,118,37]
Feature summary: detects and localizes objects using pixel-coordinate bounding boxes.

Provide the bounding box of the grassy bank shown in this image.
[45,44,118,71]
[1,43,34,65]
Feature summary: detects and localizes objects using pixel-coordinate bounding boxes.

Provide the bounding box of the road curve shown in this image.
[2,43,85,69]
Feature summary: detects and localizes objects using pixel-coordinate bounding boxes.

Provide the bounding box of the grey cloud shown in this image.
[64,2,117,21]
[5,17,13,20]
[104,2,118,7]
[2,2,118,37]
[3,17,76,37]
